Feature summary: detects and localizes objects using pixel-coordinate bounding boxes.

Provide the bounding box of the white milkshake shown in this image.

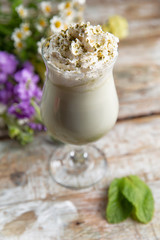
[41,22,119,144]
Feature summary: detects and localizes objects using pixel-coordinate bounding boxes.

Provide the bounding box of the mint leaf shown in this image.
[121,175,154,223]
[106,178,132,223]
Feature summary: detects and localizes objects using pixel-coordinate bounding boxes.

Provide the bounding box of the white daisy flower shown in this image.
[58,1,73,11]
[39,1,52,17]
[18,118,29,125]
[14,41,23,50]
[72,0,85,16]
[11,28,24,42]
[37,38,46,55]
[16,4,28,19]
[60,9,74,22]
[35,18,47,32]
[50,16,64,33]
[20,23,31,38]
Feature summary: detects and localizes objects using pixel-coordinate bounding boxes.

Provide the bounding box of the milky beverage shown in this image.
[41,22,119,144]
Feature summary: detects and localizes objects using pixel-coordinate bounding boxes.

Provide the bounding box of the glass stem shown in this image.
[69,146,88,167]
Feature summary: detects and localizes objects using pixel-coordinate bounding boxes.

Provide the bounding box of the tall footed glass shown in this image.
[41,44,119,189]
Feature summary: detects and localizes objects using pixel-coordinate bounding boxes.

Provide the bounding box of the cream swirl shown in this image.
[43,22,119,75]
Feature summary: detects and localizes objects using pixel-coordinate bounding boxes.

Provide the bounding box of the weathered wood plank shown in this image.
[0,115,160,239]
[86,0,160,22]
[115,65,160,119]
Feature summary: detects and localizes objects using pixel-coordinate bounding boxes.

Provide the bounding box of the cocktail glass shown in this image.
[41,40,119,189]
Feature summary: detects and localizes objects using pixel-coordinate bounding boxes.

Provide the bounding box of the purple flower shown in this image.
[14,81,37,101]
[23,61,34,72]
[28,122,46,131]
[14,82,42,102]
[0,89,12,104]
[0,52,43,127]
[0,81,14,104]
[6,82,14,91]
[0,51,18,74]
[33,86,42,102]
[14,68,42,102]
[8,101,35,119]
[14,68,33,83]
[0,72,7,83]
[32,74,39,83]
[14,68,39,84]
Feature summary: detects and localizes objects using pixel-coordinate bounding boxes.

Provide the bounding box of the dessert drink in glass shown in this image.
[41,22,119,189]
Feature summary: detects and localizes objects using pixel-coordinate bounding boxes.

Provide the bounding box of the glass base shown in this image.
[49,145,107,189]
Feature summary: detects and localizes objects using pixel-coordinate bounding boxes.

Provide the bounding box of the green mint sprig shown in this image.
[106,175,154,224]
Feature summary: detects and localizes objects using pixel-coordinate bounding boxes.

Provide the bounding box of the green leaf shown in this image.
[106,178,133,223]
[11,0,22,11]
[0,24,12,35]
[121,175,154,224]
[9,125,21,138]
[17,130,33,145]
[31,100,41,121]
[27,2,37,9]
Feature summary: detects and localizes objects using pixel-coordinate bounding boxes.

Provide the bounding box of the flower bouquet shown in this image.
[0,51,45,144]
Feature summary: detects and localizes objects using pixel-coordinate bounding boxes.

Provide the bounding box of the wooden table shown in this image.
[0,0,160,239]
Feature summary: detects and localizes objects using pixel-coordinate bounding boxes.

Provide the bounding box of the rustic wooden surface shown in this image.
[0,0,160,239]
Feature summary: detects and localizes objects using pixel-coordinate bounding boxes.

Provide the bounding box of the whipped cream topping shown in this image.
[43,22,119,75]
